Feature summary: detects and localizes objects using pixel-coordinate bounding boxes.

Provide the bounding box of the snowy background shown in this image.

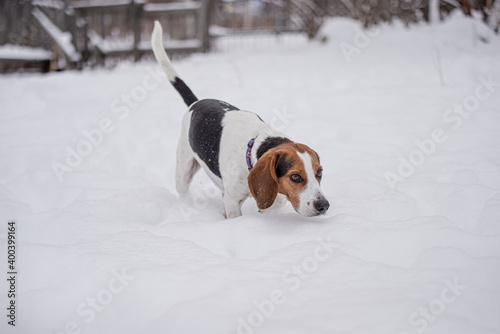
[1,11,500,334]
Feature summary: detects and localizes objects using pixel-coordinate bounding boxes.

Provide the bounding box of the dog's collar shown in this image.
[246,136,257,171]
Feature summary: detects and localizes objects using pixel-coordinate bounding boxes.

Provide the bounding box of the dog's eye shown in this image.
[317,170,323,179]
[290,174,303,183]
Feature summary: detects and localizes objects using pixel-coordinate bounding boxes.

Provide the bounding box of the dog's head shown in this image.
[248,142,329,217]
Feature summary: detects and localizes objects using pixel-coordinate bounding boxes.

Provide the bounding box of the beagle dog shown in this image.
[152,22,329,218]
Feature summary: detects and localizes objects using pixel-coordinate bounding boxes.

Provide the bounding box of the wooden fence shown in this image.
[73,0,209,65]
[1,0,498,73]
[1,0,330,72]
[0,0,210,71]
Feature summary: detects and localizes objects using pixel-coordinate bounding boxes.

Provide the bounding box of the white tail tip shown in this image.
[151,20,178,82]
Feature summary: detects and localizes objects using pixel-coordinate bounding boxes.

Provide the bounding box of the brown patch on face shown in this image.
[248,142,323,212]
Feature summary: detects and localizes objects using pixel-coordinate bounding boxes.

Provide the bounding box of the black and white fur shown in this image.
[151,21,327,218]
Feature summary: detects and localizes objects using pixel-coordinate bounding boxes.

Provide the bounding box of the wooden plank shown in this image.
[32,7,81,62]
[0,58,51,73]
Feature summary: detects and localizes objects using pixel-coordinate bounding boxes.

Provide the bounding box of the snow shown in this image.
[0,44,51,60]
[89,34,201,55]
[139,39,203,51]
[88,31,135,53]
[488,0,500,31]
[1,11,500,334]
[144,1,202,12]
[32,0,65,10]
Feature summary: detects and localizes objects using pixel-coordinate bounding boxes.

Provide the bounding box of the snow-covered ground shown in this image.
[1,11,500,334]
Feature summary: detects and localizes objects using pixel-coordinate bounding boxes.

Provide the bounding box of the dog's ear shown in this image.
[248,151,280,210]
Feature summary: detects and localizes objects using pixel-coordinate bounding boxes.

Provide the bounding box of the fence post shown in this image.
[80,18,89,65]
[100,6,105,38]
[64,7,79,69]
[8,0,18,44]
[199,0,210,52]
[0,2,5,45]
[22,0,32,45]
[132,0,144,62]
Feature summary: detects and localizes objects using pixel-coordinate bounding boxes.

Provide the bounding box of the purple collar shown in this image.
[246,136,257,171]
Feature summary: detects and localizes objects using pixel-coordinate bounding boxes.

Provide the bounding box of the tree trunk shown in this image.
[463,0,472,16]
[429,0,440,23]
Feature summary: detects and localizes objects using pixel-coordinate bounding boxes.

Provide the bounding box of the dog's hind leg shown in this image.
[176,115,200,196]
[176,154,199,197]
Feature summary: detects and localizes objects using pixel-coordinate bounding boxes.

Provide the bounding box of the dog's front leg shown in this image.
[220,167,249,218]
[221,186,249,219]
[222,193,243,219]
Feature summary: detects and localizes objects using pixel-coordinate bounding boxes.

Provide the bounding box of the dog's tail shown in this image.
[151,21,198,107]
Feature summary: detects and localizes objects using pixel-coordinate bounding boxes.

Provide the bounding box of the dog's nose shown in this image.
[314,198,330,214]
